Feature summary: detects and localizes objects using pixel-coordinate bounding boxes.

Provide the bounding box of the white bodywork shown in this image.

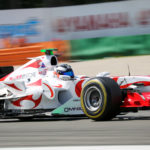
[1,53,150,117]
[0,54,89,116]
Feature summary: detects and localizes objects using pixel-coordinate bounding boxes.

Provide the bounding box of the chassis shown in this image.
[0,49,150,121]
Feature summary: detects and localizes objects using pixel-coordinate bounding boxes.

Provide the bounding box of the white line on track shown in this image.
[1,146,150,150]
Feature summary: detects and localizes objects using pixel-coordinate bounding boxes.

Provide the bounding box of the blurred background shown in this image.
[0,0,150,66]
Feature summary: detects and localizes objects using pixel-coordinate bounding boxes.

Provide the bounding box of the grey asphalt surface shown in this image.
[0,112,150,147]
[2,55,150,147]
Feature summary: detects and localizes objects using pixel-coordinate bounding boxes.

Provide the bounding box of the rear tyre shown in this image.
[0,66,14,78]
[81,77,122,121]
[18,117,33,121]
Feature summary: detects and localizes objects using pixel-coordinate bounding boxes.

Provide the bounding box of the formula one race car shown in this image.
[0,49,150,121]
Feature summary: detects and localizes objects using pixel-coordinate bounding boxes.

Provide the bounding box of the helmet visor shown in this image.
[62,71,74,78]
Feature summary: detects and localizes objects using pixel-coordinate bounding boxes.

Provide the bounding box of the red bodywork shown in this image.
[112,76,150,108]
[121,92,150,108]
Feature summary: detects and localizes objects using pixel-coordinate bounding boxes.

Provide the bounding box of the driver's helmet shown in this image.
[54,64,74,78]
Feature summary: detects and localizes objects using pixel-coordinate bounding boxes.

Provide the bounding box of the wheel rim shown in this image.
[84,86,103,112]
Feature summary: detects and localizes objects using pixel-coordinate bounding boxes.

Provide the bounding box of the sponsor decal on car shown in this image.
[9,72,36,80]
[64,107,82,112]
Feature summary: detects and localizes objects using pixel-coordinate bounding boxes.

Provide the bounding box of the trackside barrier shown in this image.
[0,40,70,66]
[0,45,42,66]
[70,34,150,60]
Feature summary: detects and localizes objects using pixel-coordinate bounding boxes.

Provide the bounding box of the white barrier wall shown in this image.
[0,8,45,43]
[49,0,150,40]
[0,0,150,42]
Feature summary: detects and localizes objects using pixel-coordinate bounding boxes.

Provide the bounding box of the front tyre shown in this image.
[81,77,122,121]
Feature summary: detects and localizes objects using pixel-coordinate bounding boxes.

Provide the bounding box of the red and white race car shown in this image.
[0,49,150,121]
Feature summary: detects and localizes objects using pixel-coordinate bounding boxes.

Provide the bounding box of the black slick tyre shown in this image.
[81,77,122,121]
[18,117,33,121]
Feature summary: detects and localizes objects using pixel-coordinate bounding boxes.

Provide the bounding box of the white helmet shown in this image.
[54,64,74,78]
